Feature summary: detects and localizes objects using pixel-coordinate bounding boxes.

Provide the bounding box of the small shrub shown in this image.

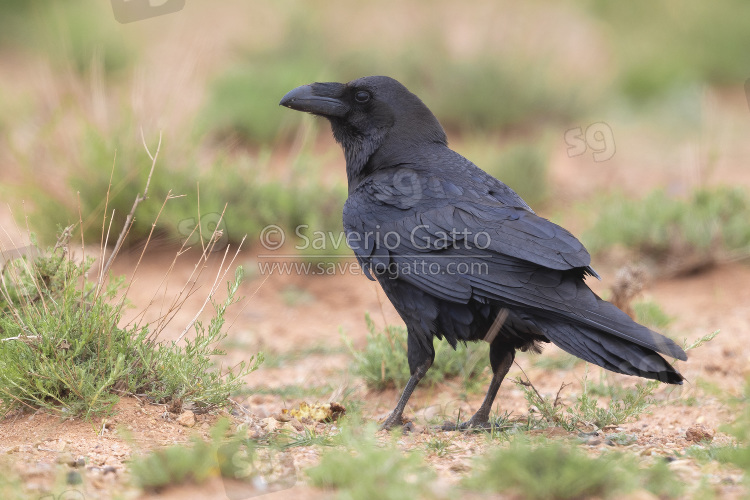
[567,378,658,429]
[27,128,347,261]
[131,419,296,493]
[684,444,739,464]
[584,187,750,268]
[464,437,683,499]
[518,330,718,431]
[0,231,261,418]
[607,432,638,446]
[307,423,435,500]
[586,0,750,101]
[516,373,658,432]
[425,436,457,457]
[344,314,489,391]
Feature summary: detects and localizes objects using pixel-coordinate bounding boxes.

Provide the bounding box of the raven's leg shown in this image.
[380,331,434,430]
[442,342,515,430]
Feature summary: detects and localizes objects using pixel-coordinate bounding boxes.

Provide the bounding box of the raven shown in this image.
[280,76,686,430]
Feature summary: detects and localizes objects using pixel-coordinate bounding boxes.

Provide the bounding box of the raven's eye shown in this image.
[354,91,371,103]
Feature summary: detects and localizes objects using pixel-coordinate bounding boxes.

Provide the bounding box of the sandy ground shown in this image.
[2,158,750,498]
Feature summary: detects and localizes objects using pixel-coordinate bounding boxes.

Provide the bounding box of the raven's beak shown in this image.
[279,84,349,118]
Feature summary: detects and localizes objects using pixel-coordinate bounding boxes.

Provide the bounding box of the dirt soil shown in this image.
[2,125,750,499]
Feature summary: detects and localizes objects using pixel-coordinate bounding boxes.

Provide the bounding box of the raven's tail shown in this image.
[532,316,684,384]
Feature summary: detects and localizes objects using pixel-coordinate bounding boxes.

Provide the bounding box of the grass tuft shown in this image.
[306,422,435,500]
[584,187,750,272]
[344,314,489,391]
[464,437,683,499]
[130,418,296,493]
[0,229,260,418]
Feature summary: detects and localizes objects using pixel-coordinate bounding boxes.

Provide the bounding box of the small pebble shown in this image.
[177,410,196,428]
[686,424,714,442]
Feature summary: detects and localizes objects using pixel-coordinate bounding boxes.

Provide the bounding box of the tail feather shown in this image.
[572,299,687,362]
[534,318,684,384]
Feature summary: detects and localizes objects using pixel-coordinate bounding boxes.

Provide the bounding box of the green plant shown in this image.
[516,371,658,432]
[425,436,456,457]
[0,460,25,500]
[307,423,436,500]
[518,330,718,432]
[465,437,683,499]
[131,418,295,493]
[262,427,338,450]
[344,314,489,391]
[0,222,261,418]
[585,0,750,102]
[683,444,739,464]
[584,187,750,267]
[131,423,233,491]
[20,127,347,268]
[567,376,658,429]
[607,432,638,446]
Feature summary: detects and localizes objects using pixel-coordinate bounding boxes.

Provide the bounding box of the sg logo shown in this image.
[111,0,185,24]
[565,122,616,162]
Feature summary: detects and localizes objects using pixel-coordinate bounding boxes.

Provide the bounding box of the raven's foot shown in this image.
[439,416,497,432]
[379,412,413,432]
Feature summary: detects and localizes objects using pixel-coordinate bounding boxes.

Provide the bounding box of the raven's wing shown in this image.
[345,166,595,275]
[343,172,686,362]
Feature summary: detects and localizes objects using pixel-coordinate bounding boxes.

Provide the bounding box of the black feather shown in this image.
[281,75,686,429]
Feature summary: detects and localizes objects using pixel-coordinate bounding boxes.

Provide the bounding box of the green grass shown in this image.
[464,437,683,499]
[200,4,590,145]
[344,313,489,391]
[516,374,658,432]
[131,419,334,492]
[585,0,750,102]
[21,123,347,259]
[306,422,436,500]
[584,187,750,264]
[707,380,750,485]
[0,1,134,74]
[607,432,638,446]
[131,421,235,491]
[0,230,261,418]
[684,444,739,464]
[0,461,25,500]
[425,436,457,458]
[518,330,718,432]
[130,418,297,493]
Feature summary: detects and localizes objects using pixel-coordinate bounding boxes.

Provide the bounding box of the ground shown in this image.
[1,133,749,499]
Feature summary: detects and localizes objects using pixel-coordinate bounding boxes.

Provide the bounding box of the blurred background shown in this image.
[2,4,750,497]
[1,0,749,271]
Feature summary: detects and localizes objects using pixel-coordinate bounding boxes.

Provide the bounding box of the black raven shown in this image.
[280,76,686,430]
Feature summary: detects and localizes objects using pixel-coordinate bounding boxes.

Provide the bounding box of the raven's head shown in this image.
[280,76,447,188]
